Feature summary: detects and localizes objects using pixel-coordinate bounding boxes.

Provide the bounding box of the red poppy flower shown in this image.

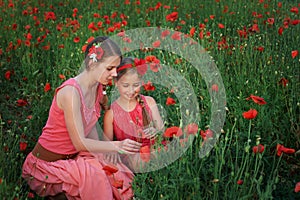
[82,44,87,53]
[59,74,66,80]
[291,50,298,59]
[112,179,123,189]
[140,145,151,162]
[25,25,31,31]
[88,22,98,32]
[143,81,155,91]
[237,180,244,185]
[276,144,295,156]
[237,28,248,39]
[246,94,267,105]
[88,45,104,61]
[86,36,95,43]
[184,123,198,135]
[152,40,161,48]
[255,46,264,52]
[122,37,132,43]
[278,27,284,35]
[279,77,288,87]
[17,99,28,107]
[218,23,225,29]
[23,39,30,47]
[19,141,27,151]
[295,182,300,193]
[145,55,160,72]
[134,58,147,76]
[26,33,32,40]
[166,12,178,22]
[249,24,260,33]
[42,44,50,50]
[73,37,80,43]
[291,19,300,26]
[252,144,265,154]
[44,11,56,21]
[211,84,219,92]
[166,97,176,105]
[290,7,299,14]
[103,163,119,174]
[161,30,170,38]
[242,109,258,119]
[117,31,125,37]
[200,129,213,140]
[188,27,195,37]
[164,126,183,138]
[5,71,11,80]
[44,83,51,92]
[171,31,181,41]
[267,18,274,25]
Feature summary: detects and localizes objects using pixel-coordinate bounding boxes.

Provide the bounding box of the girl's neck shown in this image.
[116,97,137,112]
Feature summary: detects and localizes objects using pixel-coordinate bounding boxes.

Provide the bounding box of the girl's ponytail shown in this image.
[136,94,151,127]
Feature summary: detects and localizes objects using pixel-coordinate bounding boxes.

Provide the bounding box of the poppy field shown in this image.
[0,0,299,199]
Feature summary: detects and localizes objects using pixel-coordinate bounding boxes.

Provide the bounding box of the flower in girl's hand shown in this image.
[140,145,151,162]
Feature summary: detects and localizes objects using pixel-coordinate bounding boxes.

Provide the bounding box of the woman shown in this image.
[22,36,141,200]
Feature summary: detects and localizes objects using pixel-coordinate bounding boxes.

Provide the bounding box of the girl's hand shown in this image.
[117,139,142,154]
[143,127,158,140]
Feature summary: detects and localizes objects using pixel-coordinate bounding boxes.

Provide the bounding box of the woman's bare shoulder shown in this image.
[56,85,80,109]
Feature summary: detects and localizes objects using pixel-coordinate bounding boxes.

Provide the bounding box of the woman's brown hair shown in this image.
[84,36,122,111]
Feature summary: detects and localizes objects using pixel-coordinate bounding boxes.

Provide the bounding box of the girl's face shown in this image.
[93,56,120,85]
[116,71,142,101]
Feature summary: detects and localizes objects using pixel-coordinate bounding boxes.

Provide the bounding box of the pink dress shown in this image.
[110,95,153,147]
[22,78,134,200]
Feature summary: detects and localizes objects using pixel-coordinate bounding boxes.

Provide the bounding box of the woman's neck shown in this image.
[75,71,98,93]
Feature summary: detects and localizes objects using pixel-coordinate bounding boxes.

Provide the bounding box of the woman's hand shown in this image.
[117,139,142,154]
[104,152,121,164]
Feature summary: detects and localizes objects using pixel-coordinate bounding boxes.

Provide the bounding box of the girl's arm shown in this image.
[145,96,164,130]
[103,109,114,141]
[56,86,141,153]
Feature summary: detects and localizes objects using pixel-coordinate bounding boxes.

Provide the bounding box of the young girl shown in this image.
[103,57,164,171]
[22,37,141,200]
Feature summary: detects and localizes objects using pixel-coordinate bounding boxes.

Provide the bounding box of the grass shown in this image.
[0,0,299,199]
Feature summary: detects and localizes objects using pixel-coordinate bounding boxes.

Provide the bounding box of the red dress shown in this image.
[22,78,134,200]
[110,95,153,147]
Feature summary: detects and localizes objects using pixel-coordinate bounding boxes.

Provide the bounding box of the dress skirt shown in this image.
[22,151,134,200]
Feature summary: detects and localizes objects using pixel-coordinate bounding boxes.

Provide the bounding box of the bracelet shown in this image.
[118,150,125,154]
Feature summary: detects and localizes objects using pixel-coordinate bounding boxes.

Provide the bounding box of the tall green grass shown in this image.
[0,0,299,199]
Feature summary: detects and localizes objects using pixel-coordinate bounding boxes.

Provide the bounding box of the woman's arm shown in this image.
[103,109,114,141]
[87,125,100,140]
[56,86,141,153]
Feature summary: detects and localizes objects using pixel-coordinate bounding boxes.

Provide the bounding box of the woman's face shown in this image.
[116,71,142,101]
[94,56,120,85]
